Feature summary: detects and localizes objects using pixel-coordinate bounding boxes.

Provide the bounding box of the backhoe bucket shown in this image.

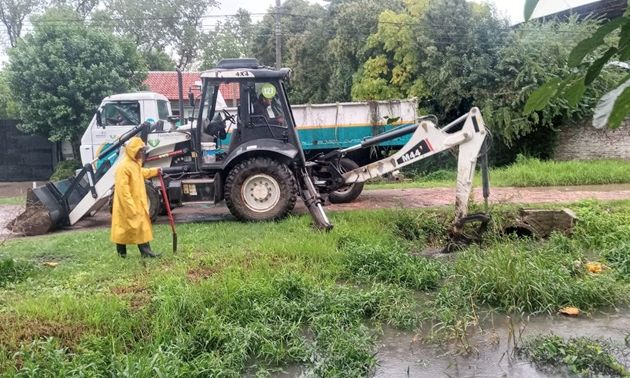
[8,176,92,236]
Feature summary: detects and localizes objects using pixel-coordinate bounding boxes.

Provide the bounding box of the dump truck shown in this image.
[9,58,489,238]
[80,92,418,204]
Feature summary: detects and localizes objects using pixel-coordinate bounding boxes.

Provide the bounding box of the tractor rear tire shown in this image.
[224,157,297,221]
[328,158,364,204]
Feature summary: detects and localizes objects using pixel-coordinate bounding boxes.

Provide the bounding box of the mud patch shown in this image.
[7,199,53,236]
[111,284,152,310]
[187,265,221,283]
[0,314,89,351]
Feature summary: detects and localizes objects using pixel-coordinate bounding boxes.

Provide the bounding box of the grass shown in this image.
[0,200,629,376]
[368,157,630,189]
[518,335,629,376]
[0,196,24,205]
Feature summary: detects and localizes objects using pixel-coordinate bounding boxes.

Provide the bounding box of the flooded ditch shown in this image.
[375,309,630,377]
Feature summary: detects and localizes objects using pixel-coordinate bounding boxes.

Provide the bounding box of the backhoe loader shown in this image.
[9,58,489,240]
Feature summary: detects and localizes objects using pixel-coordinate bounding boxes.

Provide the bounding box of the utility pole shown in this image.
[275,0,281,69]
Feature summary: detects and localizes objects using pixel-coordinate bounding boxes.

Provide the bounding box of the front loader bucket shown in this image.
[8,186,60,236]
[8,176,91,236]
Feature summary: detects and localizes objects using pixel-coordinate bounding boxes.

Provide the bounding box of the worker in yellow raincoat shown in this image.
[111,137,161,258]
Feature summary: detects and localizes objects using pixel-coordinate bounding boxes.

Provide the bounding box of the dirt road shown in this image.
[1,184,629,237]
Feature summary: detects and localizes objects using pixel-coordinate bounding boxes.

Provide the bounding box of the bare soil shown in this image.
[1,184,629,238]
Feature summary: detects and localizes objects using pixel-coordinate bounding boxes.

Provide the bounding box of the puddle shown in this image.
[375,309,630,377]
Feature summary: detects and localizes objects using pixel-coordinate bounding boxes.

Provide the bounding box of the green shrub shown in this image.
[49,160,81,181]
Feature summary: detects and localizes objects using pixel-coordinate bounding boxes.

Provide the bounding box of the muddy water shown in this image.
[375,310,630,377]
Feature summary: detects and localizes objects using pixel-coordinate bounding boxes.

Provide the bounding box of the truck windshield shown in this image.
[157,100,170,120]
[102,101,140,126]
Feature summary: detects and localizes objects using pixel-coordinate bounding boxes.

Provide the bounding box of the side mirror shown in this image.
[188,92,195,107]
[96,109,103,128]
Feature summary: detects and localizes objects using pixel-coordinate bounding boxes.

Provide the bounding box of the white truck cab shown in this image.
[79,91,230,166]
[79,92,173,164]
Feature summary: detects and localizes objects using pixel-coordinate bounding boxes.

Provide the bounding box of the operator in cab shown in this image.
[111,136,162,258]
[252,83,285,126]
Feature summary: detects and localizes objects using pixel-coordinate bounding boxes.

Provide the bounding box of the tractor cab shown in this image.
[195,58,304,170]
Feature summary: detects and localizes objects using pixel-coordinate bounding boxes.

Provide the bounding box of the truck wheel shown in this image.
[225,157,297,221]
[108,182,160,223]
[328,158,364,204]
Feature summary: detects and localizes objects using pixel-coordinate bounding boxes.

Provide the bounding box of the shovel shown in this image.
[158,173,177,253]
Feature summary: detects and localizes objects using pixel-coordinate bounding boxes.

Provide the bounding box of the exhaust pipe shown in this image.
[176,67,185,127]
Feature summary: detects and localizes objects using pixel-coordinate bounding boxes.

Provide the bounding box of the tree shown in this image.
[524,0,630,129]
[0,72,18,119]
[483,17,618,144]
[142,48,176,71]
[6,8,147,157]
[251,0,403,104]
[251,0,325,68]
[349,0,622,162]
[352,0,506,121]
[323,0,404,101]
[96,0,218,68]
[200,9,253,69]
[50,0,99,18]
[0,0,42,47]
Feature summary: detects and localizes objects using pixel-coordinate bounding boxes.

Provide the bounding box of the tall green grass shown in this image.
[0,201,629,376]
[368,157,630,189]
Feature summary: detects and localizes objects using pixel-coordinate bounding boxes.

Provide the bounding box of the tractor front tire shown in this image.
[328,158,364,204]
[225,157,297,221]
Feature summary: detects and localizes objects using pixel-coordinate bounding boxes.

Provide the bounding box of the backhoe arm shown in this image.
[342,107,488,228]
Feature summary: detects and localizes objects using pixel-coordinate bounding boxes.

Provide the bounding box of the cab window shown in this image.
[250,82,286,128]
[102,101,141,126]
[157,100,170,120]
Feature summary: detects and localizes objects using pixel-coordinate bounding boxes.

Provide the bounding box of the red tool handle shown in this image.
[158,172,177,252]
[158,173,175,231]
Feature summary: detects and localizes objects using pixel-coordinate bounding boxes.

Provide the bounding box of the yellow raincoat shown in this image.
[110,137,160,245]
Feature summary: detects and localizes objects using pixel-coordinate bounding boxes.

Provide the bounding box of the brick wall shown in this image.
[554,118,630,160]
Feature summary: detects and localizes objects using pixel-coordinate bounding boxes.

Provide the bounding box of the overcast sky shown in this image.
[217,0,599,24]
[0,0,601,64]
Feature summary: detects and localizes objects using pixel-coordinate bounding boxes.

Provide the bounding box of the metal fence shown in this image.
[0,120,55,181]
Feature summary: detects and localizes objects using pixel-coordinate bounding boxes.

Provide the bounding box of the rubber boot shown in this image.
[138,243,160,258]
[116,244,127,258]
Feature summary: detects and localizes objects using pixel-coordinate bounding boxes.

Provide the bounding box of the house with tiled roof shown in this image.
[143,71,240,117]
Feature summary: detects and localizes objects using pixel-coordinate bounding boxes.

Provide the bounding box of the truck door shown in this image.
[92,100,142,163]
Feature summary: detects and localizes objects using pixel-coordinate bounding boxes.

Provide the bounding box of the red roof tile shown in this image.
[144,71,239,101]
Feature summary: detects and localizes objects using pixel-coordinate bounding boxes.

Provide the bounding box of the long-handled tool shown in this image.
[158,173,177,253]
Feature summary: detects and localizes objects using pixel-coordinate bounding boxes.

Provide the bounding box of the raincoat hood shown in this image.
[125,137,146,161]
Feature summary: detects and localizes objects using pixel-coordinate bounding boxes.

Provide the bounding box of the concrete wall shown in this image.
[0,120,55,181]
[554,118,630,160]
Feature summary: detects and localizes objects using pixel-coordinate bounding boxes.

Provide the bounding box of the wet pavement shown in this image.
[1,184,629,238]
